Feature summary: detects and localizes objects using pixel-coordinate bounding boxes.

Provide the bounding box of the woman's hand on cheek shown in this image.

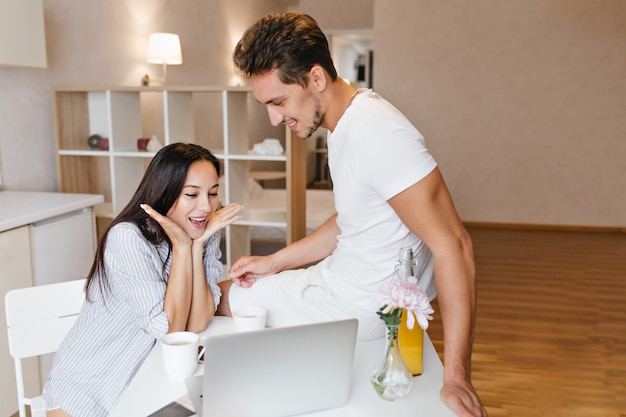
[140,204,191,248]
[197,202,243,244]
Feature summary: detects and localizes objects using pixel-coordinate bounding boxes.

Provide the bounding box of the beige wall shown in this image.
[0,0,292,192]
[296,0,374,30]
[0,0,47,68]
[375,0,626,228]
[1,0,625,228]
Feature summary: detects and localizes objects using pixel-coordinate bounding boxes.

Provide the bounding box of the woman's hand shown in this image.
[194,202,243,246]
[140,203,191,248]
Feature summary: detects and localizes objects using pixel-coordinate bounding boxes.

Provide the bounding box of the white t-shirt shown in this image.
[230,89,440,340]
[321,89,438,310]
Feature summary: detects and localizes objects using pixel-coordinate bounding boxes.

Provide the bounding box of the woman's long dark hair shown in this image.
[85,143,220,300]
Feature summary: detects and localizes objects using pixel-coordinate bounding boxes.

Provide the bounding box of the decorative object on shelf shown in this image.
[144,33,182,86]
[87,134,102,149]
[371,272,434,401]
[147,134,163,152]
[396,247,425,375]
[252,138,283,155]
[98,137,109,151]
[137,137,150,151]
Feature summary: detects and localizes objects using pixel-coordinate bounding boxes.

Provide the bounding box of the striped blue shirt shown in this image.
[42,222,222,417]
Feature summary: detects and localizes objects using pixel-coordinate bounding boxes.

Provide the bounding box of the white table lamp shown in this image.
[144,32,182,85]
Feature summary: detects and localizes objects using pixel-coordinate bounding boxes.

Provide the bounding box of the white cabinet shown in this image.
[52,86,307,268]
[30,208,96,286]
[0,191,102,417]
[0,0,47,68]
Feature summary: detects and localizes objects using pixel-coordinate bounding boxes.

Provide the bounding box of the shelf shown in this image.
[227,152,287,162]
[208,149,287,162]
[58,149,110,156]
[250,170,287,182]
[59,149,156,158]
[237,210,287,227]
[110,150,157,158]
[52,86,307,268]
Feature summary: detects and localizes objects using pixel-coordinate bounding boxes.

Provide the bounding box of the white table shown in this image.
[111,317,455,417]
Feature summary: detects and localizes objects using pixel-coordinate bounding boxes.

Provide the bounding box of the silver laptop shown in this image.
[185,318,358,417]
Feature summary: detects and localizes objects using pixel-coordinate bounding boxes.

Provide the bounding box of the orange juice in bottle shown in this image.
[396,247,424,376]
[398,310,424,375]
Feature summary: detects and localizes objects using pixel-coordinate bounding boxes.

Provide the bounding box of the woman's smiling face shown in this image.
[166,160,220,240]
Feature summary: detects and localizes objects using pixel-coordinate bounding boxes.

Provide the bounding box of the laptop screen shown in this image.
[189,319,358,417]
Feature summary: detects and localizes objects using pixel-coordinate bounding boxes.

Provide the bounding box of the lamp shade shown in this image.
[146,33,182,65]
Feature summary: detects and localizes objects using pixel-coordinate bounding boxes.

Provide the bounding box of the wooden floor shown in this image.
[427,226,626,417]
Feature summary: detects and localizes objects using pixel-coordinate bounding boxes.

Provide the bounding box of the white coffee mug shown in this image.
[232,306,267,332]
[160,331,204,379]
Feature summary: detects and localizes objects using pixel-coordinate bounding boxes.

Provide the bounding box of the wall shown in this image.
[0,0,47,68]
[0,0,293,192]
[2,0,625,228]
[374,0,626,228]
[295,0,375,185]
[296,0,374,30]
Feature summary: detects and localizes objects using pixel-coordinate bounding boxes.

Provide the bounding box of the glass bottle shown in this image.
[370,323,414,400]
[396,247,424,376]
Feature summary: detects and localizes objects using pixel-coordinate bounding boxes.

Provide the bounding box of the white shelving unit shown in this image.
[52,86,307,268]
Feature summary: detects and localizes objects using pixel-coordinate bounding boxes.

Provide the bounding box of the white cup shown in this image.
[232,306,267,332]
[160,331,204,379]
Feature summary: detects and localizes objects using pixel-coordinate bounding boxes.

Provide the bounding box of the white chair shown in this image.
[5,279,86,417]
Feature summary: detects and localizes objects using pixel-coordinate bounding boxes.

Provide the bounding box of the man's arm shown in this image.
[269,212,340,271]
[387,167,487,417]
[229,213,340,282]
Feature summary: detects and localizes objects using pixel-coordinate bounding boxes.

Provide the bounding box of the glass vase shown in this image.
[371,324,414,401]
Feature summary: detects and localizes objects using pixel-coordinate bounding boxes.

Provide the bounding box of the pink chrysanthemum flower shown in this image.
[379,278,434,330]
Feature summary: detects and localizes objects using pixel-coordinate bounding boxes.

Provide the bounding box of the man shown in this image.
[217,12,486,417]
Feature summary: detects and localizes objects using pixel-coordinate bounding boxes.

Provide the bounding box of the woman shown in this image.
[42,143,242,417]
